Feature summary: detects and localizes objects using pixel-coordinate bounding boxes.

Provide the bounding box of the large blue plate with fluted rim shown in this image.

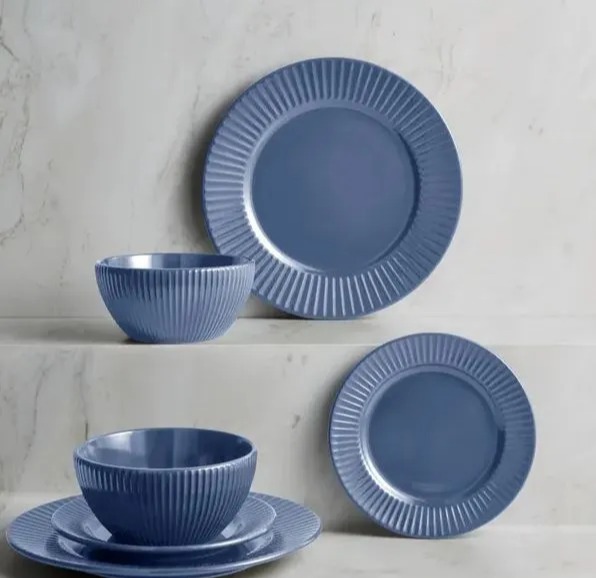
[6,494,321,578]
[203,57,461,319]
[329,333,535,537]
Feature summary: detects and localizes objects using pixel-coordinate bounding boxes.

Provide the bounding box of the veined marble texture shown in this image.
[0,0,595,319]
[0,318,595,529]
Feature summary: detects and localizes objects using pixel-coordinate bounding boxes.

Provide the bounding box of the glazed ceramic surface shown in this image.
[96,253,254,343]
[51,495,275,555]
[74,428,257,546]
[6,494,321,578]
[203,58,461,319]
[329,333,535,537]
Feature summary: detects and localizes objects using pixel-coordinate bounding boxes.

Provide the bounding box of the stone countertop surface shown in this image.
[1,316,596,346]
[1,495,594,578]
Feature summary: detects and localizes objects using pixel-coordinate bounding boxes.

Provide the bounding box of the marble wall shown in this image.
[1,327,594,527]
[0,1,594,540]
[1,0,595,319]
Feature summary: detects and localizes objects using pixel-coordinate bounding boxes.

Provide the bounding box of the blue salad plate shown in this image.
[6,494,321,578]
[204,57,462,319]
[51,494,276,556]
[329,333,536,537]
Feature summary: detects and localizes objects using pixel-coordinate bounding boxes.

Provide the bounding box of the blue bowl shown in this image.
[74,428,257,546]
[95,253,254,343]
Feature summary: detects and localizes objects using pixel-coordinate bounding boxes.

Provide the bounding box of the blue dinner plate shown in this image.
[6,494,321,577]
[329,333,535,537]
[203,57,461,319]
[51,494,276,555]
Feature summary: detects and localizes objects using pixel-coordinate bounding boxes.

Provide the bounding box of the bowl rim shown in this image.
[73,427,257,472]
[95,253,254,271]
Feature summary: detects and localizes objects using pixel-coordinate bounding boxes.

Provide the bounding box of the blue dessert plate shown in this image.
[329,333,535,537]
[51,494,276,555]
[6,494,321,578]
[203,57,461,319]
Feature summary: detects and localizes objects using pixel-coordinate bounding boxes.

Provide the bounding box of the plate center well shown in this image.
[364,369,503,501]
[250,106,417,272]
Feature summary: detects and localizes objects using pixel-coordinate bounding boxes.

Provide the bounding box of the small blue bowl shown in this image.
[74,428,257,546]
[95,253,254,343]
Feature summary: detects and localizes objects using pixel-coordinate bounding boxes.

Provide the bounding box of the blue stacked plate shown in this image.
[6,428,321,577]
[7,494,321,578]
[50,494,277,556]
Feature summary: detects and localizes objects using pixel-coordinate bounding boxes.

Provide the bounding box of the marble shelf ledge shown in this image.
[0,315,596,347]
[0,495,594,578]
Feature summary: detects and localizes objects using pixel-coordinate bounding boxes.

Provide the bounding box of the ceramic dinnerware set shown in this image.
[7,57,536,574]
[7,428,321,578]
